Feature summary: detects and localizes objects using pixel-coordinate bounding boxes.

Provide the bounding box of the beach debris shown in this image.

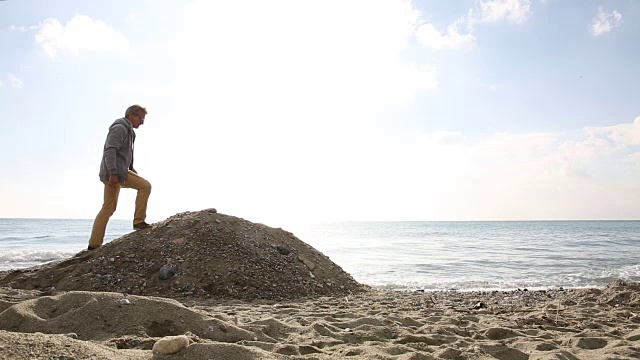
[421,294,436,308]
[119,298,131,305]
[152,334,190,355]
[473,301,486,310]
[53,356,75,360]
[298,255,316,271]
[109,336,155,350]
[484,327,517,340]
[62,333,78,339]
[41,287,56,296]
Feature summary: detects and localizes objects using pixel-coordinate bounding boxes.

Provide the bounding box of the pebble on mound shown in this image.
[0,210,368,300]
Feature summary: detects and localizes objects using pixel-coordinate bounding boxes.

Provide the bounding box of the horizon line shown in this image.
[1,217,640,223]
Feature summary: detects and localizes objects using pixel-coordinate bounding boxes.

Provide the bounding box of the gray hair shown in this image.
[125,104,147,118]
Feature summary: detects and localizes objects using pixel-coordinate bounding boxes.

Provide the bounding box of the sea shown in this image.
[1,219,639,292]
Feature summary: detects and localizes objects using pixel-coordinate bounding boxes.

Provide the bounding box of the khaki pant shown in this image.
[88,171,151,248]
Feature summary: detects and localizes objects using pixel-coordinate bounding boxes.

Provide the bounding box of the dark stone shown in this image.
[474,301,485,310]
[276,245,290,255]
[159,265,178,280]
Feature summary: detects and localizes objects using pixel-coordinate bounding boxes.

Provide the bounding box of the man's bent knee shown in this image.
[101,205,117,217]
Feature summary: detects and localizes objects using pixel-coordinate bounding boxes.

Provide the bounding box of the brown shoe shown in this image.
[87,245,99,250]
[133,221,152,230]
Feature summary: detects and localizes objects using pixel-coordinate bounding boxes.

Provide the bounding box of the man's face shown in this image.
[130,112,145,128]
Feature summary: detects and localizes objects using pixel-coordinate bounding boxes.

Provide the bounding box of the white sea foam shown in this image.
[0,249,76,271]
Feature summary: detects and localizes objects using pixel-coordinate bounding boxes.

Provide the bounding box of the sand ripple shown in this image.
[1,280,639,359]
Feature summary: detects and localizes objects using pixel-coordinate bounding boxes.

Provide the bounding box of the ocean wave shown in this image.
[0,249,75,264]
[359,268,640,292]
[0,235,53,241]
[0,237,23,241]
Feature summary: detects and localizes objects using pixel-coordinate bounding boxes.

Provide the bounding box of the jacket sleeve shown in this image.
[103,124,128,176]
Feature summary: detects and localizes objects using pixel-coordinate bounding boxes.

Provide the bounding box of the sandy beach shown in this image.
[1,211,639,359]
[1,280,640,359]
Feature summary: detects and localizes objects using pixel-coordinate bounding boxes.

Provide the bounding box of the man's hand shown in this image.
[108,174,120,188]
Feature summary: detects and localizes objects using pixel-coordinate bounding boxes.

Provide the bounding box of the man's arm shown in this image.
[103,124,128,186]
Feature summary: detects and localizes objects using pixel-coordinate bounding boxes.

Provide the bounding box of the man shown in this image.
[87,105,152,250]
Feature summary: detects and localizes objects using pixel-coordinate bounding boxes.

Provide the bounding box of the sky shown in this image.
[1,0,639,227]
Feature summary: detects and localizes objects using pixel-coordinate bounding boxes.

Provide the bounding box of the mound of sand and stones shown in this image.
[0,209,368,301]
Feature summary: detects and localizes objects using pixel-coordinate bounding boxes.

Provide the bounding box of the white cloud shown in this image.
[591,7,622,36]
[586,117,640,147]
[7,73,23,89]
[414,0,530,51]
[627,152,640,173]
[558,137,611,161]
[428,131,467,145]
[10,25,38,32]
[415,16,476,50]
[389,120,634,221]
[34,15,130,59]
[9,25,28,32]
[332,119,639,221]
[478,0,532,24]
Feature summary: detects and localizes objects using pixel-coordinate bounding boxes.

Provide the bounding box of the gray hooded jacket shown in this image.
[99,117,136,183]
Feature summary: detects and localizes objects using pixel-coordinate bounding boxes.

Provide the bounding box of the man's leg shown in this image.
[88,182,120,249]
[122,170,152,226]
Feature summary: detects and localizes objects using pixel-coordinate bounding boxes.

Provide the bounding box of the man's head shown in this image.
[125,105,147,129]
